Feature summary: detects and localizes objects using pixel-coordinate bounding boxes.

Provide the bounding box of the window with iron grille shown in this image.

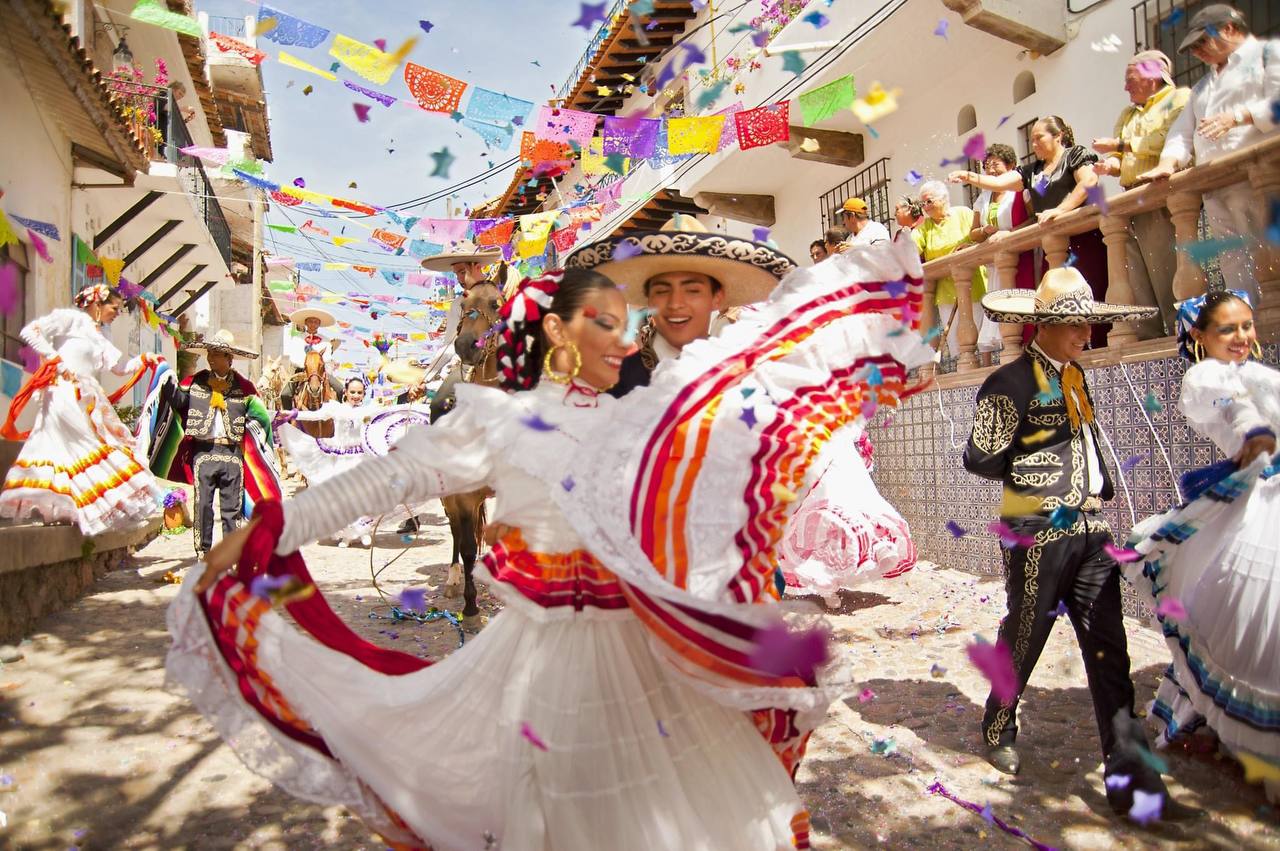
[818,157,892,232]
[1017,118,1039,167]
[2,243,29,364]
[1132,0,1280,88]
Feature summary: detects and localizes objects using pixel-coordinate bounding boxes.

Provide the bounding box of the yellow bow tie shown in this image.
[1060,363,1094,431]
[209,376,230,412]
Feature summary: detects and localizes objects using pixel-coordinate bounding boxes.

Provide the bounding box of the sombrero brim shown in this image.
[565,231,795,307]
[419,248,502,272]
[289,307,335,328]
[981,289,1160,325]
[184,342,259,359]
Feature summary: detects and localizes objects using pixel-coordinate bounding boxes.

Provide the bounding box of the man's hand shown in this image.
[1092,161,1118,178]
[1037,208,1062,223]
[1197,112,1237,141]
[1091,137,1120,154]
[1235,433,1277,467]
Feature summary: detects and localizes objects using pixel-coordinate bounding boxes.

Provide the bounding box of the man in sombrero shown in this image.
[148,330,281,557]
[284,306,344,403]
[564,214,793,397]
[964,268,1199,820]
[418,240,504,384]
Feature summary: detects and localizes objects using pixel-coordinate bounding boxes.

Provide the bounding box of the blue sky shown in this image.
[192,0,596,368]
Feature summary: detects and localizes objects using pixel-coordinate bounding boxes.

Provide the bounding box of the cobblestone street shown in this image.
[0,505,1276,849]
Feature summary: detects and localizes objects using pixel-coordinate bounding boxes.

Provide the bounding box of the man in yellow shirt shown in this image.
[1092,51,1190,339]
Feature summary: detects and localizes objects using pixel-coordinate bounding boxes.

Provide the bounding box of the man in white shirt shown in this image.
[839,197,891,248]
[1139,4,1280,305]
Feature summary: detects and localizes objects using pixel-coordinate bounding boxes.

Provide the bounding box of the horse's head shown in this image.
[300,350,328,406]
[454,281,503,367]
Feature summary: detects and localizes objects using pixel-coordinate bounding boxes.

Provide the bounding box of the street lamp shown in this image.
[112,36,134,75]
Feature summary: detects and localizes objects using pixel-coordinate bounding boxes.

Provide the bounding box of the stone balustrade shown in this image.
[919,134,1280,377]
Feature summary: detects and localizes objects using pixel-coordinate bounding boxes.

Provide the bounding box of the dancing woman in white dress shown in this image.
[0,284,164,535]
[168,240,934,850]
[1126,290,1280,801]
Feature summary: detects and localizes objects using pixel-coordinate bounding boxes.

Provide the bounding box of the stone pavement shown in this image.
[0,504,1276,849]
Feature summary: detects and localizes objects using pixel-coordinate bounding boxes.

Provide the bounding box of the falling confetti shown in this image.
[905,169,923,185]
[933,19,949,38]
[1238,751,1280,784]
[752,226,772,243]
[1049,600,1070,618]
[739,407,760,429]
[1085,184,1109,213]
[612,240,644,261]
[1129,790,1164,825]
[1104,542,1142,563]
[398,587,427,612]
[930,662,947,678]
[870,737,897,755]
[1142,391,1163,414]
[1120,453,1146,473]
[945,520,968,538]
[419,19,434,33]
[352,103,371,123]
[430,146,456,178]
[858,688,877,703]
[967,638,1018,703]
[1153,597,1187,619]
[573,2,609,29]
[798,137,820,152]
[657,719,670,737]
[962,133,986,162]
[302,85,313,95]
[560,475,575,492]
[1105,773,1132,790]
[622,306,651,343]
[1181,236,1248,265]
[520,721,550,751]
[519,413,557,432]
[747,621,830,680]
[1048,505,1079,530]
[781,51,808,76]
[770,483,799,503]
[0,262,20,315]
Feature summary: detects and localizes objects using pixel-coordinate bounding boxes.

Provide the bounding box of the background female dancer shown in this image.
[1,284,163,535]
[169,242,933,850]
[1127,290,1279,801]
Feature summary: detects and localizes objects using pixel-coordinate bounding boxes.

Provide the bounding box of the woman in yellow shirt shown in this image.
[912,181,992,364]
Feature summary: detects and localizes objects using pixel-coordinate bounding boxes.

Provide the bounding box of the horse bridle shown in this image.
[459,292,504,386]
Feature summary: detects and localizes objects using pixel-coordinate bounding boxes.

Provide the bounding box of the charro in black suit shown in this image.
[964,345,1137,762]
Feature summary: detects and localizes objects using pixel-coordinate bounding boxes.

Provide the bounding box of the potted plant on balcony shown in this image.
[161,489,189,532]
[106,58,169,147]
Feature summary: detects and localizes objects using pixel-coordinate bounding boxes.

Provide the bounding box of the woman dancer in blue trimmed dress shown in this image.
[1126,290,1279,801]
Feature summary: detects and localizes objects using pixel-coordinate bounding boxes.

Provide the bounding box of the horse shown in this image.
[285,350,337,439]
[430,280,503,619]
[258,355,288,411]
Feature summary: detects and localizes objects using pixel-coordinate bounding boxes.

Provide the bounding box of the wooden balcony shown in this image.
[919,134,1280,385]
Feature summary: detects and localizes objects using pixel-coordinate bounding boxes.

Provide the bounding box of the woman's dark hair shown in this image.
[1194,290,1252,332]
[345,376,366,391]
[984,143,1018,168]
[498,268,619,392]
[1037,115,1075,149]
[824,226,850,246]
[810,239,826,252]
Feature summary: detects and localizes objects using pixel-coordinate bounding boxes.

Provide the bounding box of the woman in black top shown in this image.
[949,116,1110,347]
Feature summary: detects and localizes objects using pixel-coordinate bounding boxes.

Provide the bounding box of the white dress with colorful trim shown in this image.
[777,424,915,602]
[165,242,935,850]
[1126,358,1280,777]
[0,309,163,535]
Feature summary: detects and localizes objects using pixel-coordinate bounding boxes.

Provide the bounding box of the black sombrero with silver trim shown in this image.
[981,267,1159,325]
[183,329,260,360]
[564,214,795,307]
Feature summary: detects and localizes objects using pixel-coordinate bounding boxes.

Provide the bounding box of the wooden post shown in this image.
[1166,190,1207,302]
[1042,231,1070,269]
[994,250,1024,361]
[953,265,979,371]
[1100,214,1138,348]
[1248,160,1280,340]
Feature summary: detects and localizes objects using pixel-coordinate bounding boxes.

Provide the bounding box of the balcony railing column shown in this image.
[953,265,979,371]
[1041,231,1070,269]
[920,276,939,377]
[994,250,1024,361]
[1247,159,1280,337]
[1100,214,1138,347]
[1167,190,1208,301]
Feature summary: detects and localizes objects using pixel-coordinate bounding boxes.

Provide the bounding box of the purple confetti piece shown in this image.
[967,638,1018,703]
[520,721,550,750]
[996,114,1012,129]
[1129,790,1164,825]
[933,19,949,38]
[657,720,669,737]
[858,688,877,703]
[612,240,643,261]
[1104,542,1142,563]
[1120,453,1146,473]
[746,621,830,681]
[905,170,923,185]
[249,574,291,600]
[1033,173,1050,196]
[561,475,575,492]
[17,345,39,373]
[419,19,434,33]
[962,133,986,162]
[398,587,427,612]
[1105,773,1132,790]
[1154,597,1187,619]
[1085,184,1108,214]
[885,279,909,298]
[1049,600,1070,618]
[519,413,557,432]
[752,226,771,243]
[353,103,371,123]
[739,406,759,429]
[945,520,968,538]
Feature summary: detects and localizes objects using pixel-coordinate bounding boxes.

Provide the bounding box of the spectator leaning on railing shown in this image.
[809,239,828,264]
[1093,51,1190,339]
[1138,4,1280,307]
[968,143,1036,292]
[950,116,1111,349]
[912,180,998,363]
[839,197,891,247]
[894,195,924,237]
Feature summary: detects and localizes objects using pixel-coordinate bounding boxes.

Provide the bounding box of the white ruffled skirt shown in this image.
[0,376,161,535]
[166,562,810,850]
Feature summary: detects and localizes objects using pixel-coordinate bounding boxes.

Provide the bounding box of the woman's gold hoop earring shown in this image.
[1251,339,1263,360]
[542,342,581,385]
[1192,340,1204,362]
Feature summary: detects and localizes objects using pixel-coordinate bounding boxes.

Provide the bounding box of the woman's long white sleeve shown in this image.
[276,409,491,554]
[290,400,346,422]
[18,310,72,360]
[1179,360,1271,457]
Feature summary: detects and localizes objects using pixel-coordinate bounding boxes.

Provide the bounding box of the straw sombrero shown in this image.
[981,267,1159,325]
[184,329,259,359]
[289,306,335,330]
[419,240,503,273]
[564,214,795,307]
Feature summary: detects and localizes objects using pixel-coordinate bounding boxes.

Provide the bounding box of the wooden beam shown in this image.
[123,220,182,269]
[94,191,162,249]
[779,126,866,168]
[693,192,776,227]
[156,264,206,307]
[171,280,220,317]
[138,243,196,290]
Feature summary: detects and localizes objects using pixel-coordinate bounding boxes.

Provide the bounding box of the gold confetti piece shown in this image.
[252,16,277,36]
[799,137,820,152]
[1021,428,1054,446]
[1000,489,1042,517]
[1238,751,1280,784]
[1032,359,1051,394]
[771,483,799,503]
[851,82,901,124]
[621,73,635,82]
[596,85,613,96]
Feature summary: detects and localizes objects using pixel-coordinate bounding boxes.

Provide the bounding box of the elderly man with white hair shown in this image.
[912,180,996,363]
[1092,50,1191,338]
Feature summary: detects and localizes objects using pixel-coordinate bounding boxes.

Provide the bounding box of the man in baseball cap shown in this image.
[838,197,890,248]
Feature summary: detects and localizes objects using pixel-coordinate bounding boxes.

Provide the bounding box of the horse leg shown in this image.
[461,498,485,618]
[442,496,465,600]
